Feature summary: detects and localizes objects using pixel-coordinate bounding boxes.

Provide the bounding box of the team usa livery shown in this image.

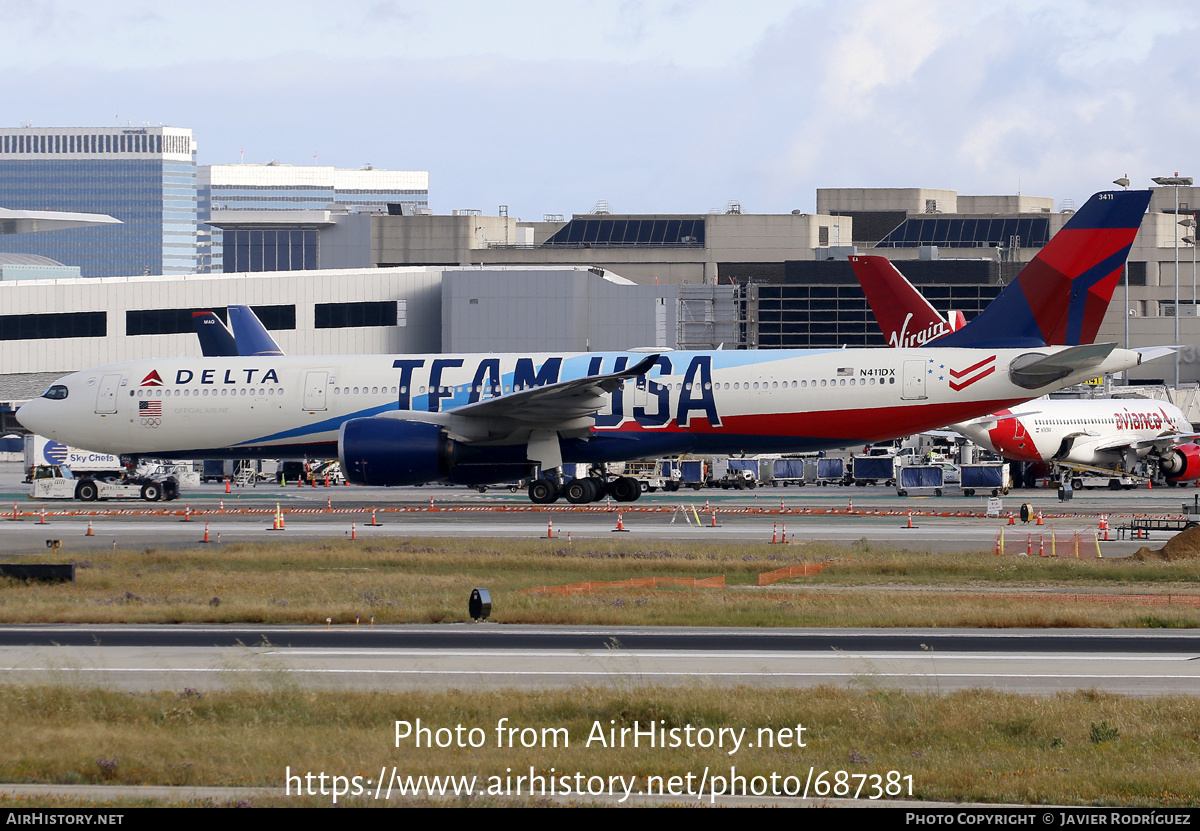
[851,188,1200,483]
[15,190,1163,503]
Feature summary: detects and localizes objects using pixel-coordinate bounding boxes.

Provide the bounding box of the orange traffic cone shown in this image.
[1007,511,1016,526]
[1039,536,1046,557]
[225,478,231,494]
[183,504,192,522]
[994,531,1003,555]
[201,521,210,544]
[369,507,381,526]
[545,518,554,539]
[612,512,628,532]
[85,520,94,537]
[902,511,916,529]
[1036,510,1044,526]
[771,522,778,544]
[350,521,357,541]
[710,510,720,528]
[39,506,47,525]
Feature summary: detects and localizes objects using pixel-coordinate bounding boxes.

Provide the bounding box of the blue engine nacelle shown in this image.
[339,417,453,486]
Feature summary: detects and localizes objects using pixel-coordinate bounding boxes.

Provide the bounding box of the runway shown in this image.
[1,625,1197,695]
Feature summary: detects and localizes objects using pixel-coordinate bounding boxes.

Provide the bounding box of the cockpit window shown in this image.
[41,385,69,400]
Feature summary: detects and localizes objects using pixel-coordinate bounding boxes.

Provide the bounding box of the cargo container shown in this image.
[896,464,945,496]
[960,463,1010,496]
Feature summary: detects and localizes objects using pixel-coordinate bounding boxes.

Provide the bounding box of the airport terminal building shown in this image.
[2,183,1198,432]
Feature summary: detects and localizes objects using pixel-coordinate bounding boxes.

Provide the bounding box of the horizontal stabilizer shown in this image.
[1135,346,1176,364]
[1008,343,1115,389]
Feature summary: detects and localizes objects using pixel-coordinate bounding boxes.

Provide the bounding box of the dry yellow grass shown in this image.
[1,537,1198,628]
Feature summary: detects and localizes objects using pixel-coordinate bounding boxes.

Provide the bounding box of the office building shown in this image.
[0,126,197,277]
[198,163,429,272]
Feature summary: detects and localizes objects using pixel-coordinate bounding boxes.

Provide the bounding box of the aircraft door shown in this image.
[95,374,122,414]
[303,371,328,411]
[901,361,927,400]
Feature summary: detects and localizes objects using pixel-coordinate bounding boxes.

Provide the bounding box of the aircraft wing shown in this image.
[1091,432,1200,454]
[447,353,661,426]
[957,409,1041,429]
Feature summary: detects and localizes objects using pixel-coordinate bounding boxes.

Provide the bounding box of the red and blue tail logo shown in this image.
[934,189,1151,348]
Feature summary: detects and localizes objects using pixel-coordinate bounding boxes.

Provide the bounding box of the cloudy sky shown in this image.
[3,0,1195,218]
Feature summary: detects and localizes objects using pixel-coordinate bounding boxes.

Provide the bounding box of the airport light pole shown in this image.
[1152,175,1194,389]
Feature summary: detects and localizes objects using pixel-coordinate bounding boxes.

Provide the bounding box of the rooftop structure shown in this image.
[198,163,429,272]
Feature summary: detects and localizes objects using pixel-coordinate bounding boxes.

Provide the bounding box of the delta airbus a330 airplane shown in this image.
[16,190,1161,503]
[850,188,1200,483]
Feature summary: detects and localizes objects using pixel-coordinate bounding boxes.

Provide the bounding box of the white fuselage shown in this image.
[16,347,1144,476]
[952,398,1190,467]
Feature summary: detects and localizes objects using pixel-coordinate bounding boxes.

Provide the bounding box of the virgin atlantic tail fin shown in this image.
[848,255,955,348]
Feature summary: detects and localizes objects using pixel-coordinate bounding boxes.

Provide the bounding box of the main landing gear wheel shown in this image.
[565,478,601,504]
[608,476,641,502]
[528,479,559,504]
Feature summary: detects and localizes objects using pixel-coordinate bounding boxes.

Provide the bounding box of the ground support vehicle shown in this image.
[306,461,346,487]
[29,464,180,502]
[1056,463,1139,491]
[711,458,758,489]
[137,462,200,489]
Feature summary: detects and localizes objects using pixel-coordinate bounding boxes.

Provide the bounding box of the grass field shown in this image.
[0,684,1197,807]
[1,537,1198,628]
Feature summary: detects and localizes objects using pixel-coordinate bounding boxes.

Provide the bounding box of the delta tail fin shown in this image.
[933,189,1152,348]
[228,305,285,356]
[192,311,238,357]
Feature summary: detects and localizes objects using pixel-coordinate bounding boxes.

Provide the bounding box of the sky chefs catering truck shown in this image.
[24,435,123,480]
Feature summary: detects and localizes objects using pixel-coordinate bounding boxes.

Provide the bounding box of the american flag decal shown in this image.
[837,367,854,377]
[139,401,162,417]
[948,355,996,391]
